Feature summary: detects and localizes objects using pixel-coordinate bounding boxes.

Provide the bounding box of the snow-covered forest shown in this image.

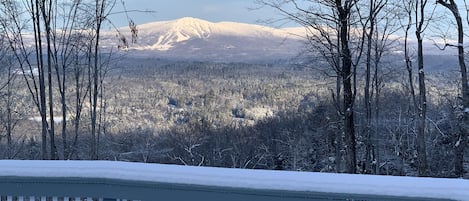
[0,0,467,179]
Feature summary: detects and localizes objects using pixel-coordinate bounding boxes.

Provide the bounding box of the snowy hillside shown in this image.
[103,17,306,62]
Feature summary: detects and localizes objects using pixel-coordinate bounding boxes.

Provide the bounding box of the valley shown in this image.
[0,12,467,178]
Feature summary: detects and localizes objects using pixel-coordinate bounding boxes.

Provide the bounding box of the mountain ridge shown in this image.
[104,17,456,63]
[103,17,306,62]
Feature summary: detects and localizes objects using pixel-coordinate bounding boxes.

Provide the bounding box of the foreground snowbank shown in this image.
[0,160,467,200]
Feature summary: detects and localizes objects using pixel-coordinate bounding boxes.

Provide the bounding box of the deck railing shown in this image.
[0,160,466,201]
[0,197,124,201]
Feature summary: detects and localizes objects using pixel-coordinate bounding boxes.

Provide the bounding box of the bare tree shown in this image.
[256,0,360,173]
[400,0,432,176]
[42,0,59,160]
[69,31,92,159]
[53,0,88,159]
[0,33,20,159]
[414,0,431,177]
[0,0,51,159]
[437,0,468,177]
[359,0,399,174]
[0,0,121,160]
[359,0,388,174]
[400,0,417,169]
[89,0,116,159]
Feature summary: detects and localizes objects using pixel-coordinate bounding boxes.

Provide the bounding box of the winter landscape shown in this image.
[0,0,469,200]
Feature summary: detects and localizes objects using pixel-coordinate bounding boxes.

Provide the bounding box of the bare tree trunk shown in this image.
[71,57,82,159]
[364,0,375,174]
[403,8,418,176]
[72,65,81,159]
[90,26,100,160]
[90,0,108,160]
[365,0,389,175]
[32,0,49,160]
[335,76,343,172]
[416,34,427,176]
[73,48,91,159]
[373,67,380,175]
[6,63,13,159]
[451,0,466,178]
[57,34,68,160]
[373,28,381,174]
[414,0,429,177]
[41,0,58,160]
[339,6,357,174]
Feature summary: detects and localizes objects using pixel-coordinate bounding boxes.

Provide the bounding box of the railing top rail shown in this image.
[0,160,467,201]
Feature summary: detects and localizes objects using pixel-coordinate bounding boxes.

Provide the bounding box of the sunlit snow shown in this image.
[28,116,65,124]
[116,17,303,51]
[0,160,467,200]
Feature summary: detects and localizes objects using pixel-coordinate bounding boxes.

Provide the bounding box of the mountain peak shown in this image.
[149,17,215,50]
[174,17,212,25]
[171,17,213,36]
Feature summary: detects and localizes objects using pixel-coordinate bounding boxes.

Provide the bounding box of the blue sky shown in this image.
[110,0,461,30]
[109,0,282,27]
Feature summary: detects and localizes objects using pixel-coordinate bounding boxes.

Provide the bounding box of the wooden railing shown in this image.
[0,160,466,201]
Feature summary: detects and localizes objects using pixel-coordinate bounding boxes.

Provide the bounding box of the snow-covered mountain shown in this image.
[102,17,457,64]
[104,17,306,62]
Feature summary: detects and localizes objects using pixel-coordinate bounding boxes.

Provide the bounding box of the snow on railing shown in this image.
[0,160,467,201]
[0,197,132,201]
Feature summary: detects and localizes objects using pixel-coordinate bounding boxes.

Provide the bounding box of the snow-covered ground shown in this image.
[0,160,467,200]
